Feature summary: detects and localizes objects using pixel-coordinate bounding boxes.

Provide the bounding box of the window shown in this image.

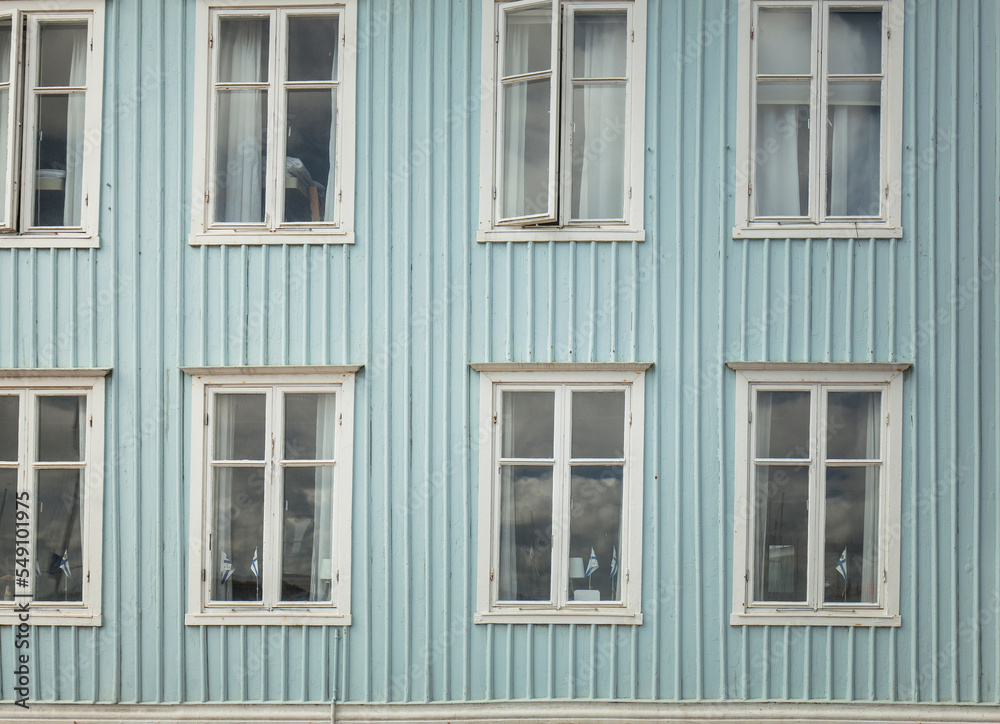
[0,3,104,248]
[474,364,646,624]
[184,367,358,625]
[190,0,356,245]
[0,371,107,626]
[729,364,907,626]
[733,0,903,238]
[477,0,646,242]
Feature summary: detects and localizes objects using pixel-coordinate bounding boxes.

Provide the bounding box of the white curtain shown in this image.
[498,392,517,600]
[216,20,264,223]
[308,395,336,601]
[828,105,880,217]
[860,393,879,602]
[754,391,772,599]
[62,28,87,226]
[322,91,338,223]
[574,16,626,220]
[0,27,10,223]
[755,105,803,217]
[214,397,236,600]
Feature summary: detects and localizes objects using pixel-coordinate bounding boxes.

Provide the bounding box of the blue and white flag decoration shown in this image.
[609,546,618,579]
[585,548,599,578]
[251,548,259,579]
[59,550,72,581]
[836,547,848,581]
[220,552,234,585]
[35,560,41,578]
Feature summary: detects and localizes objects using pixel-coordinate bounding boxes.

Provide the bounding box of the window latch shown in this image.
[202,569,206,582]
[490,570,495,582]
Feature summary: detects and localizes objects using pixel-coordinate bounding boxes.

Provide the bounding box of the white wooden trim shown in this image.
[478,0,646,240]
[733,0,904,239]
[475,366,646,625]
[0,368,111,379]
[184,369,356,625]
[0,374,105,626]
[729,364,906,626]
[472,362,651,373]
[16,701,1000,724]
[189,0,356,245]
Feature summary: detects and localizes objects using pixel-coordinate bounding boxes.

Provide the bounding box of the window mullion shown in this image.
[263,388,279,607]
[20,390,33,599]
[273,9,289,229]
[813,3,828,222]
[810,385,826,610]
[557,3,573,226]
[0,15,19,231]
[551,385,569,608]
[546,0,562,224]
[19,14,39,232]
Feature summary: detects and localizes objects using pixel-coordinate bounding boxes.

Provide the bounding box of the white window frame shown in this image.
[729,363,908,626]
[189,0,356,246]
[0,369,107,627]
[473,363,647,624]
[183,366,359,626]
[733,0,904,239]
[0,2,104,248]
[477,0,646,243]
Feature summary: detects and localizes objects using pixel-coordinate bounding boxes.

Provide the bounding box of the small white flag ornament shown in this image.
[585,548,599,578]
[836,547,848,581]
[609,546,618,579]
[251,548,259,579]
[220,552,234,585]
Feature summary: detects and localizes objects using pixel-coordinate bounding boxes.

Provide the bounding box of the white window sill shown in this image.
[477,228,645,243]
[188,231,355,246]
[185,611,351,626]
[733,224,903,240]
[0,607,101,627]
[731,611,901,627]
[475,608,642,625]
[0,235,100,249]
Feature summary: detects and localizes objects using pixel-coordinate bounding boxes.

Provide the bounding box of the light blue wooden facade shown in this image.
[1,0,999,716]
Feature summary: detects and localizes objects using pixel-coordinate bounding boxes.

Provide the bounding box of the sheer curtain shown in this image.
[323,92,337,223]
[860,394,880,602]
[498,395,517,599]
[753,391,772,600]
[827,103,880,217]
[214,397,235,600]
[0,27,10,222]
[62,29,87,227]
[216,20,265,223]
[573,14,626,220]
[501,19,529,220]
[309,395,336,601]
[755,103,804,217]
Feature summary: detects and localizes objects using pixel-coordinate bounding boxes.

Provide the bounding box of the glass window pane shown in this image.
[212,467,265,602]
[214,89,267,224]
[34,93,86,228]
[504,4,551,77]
[284,393,336,460]
[571,391,625,459]
[218,17,269,83]
[283,89,334,223]
[753,465,808,602]
[501,78,552,219]
[828,10,882,75]
[573,12,627,78]
[501,391,554,458]
[0,20,10,84]
[757,9,812,75]
[38,24,88,87]
[754,81,810,217]
[825,466,880,603]
[827,391,881,459]
[0,395,18,461]
[287,15,338,81]
[755,390,809,459]
[497,465,552,601]
[214,394,266,461]
[34,469,83,602]
[568,465,623,602]
[281,465,334,602]
[0,469,15,602]
[570,84,625,220]
[826,81,881,217]
[37,395,85,462]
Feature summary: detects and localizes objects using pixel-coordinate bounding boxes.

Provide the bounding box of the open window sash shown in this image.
[495,0,560,226]
[0,13,20,233]
[19,13,91,233]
